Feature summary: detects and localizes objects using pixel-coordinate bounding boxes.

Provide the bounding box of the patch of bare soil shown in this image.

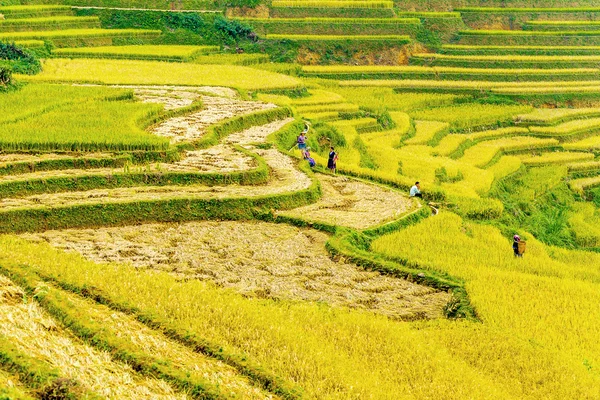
[279,174,417,230]
[23,221,451,320]
[0,275,189,400]
[150,96,277,143]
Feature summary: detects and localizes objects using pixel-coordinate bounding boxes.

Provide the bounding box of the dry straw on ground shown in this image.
[24,221,450,320]
[279,174,416,229]
[151,95,276,143]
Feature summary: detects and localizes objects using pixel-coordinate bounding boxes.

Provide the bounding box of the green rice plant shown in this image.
[341,79,600,90]
[460,137,559,168]
[238,17,420,36]
[525,20,600,31]
[516,107,600,126]
[241,17,419,23]
[568,203,600,247]
[303,65,597,82]
[269,6,395,18]
[12,40,45,48]
[0,28,162,48]
[0,83,134,124]
[395,12,461,18]
[458,30,600,46]
[295,102,359,114]
[440,44,600,56]
[332,117,379,131]
[191,53,270,65]
[20,59,303,90]
[410,53,600,69]
[266,34,410,42]
[0,5,72,19]
[0,98,168,151]
[53,45,219,62]
[404,120,449,145]
[0,16,101,33]
[520,151,594,166]
[302,111,339,121]
[410,104,531,132]
[271,0,393,8]
[290,89,345,106]
[327,87,462,112]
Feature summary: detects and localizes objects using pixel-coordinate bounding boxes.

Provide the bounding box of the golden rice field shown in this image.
[2,3,600,398]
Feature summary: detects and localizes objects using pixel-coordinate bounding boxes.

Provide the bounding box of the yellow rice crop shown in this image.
[18,59,303,90]
[563,135,600,151]
[529,117,600,135]
[405,120,448,145]
[516,107,600,123]
[519,151,594,166]
[460,137,559,168]
[568,203,600,247]
[304,65,597,74]
[370,211,600,399]
[272,0,393,8]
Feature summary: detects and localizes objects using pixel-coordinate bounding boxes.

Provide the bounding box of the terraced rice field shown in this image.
[3,2,600,398]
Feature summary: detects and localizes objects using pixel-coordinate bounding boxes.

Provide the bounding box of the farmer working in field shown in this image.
[303,148,316,168]
[328,146,338,174]
[513,235,525,258]
[297,122,310,151]
[410,182,422,198]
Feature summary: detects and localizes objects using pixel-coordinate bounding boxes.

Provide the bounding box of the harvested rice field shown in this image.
[151,95,276,143]
[22,221,451,320]
[279,174,417,229]
[6,6,600,396]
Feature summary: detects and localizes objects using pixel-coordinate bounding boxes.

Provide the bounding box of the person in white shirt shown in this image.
[409,181,422,198]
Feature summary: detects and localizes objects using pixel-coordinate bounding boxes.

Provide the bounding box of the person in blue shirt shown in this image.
[409,182,422,198]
